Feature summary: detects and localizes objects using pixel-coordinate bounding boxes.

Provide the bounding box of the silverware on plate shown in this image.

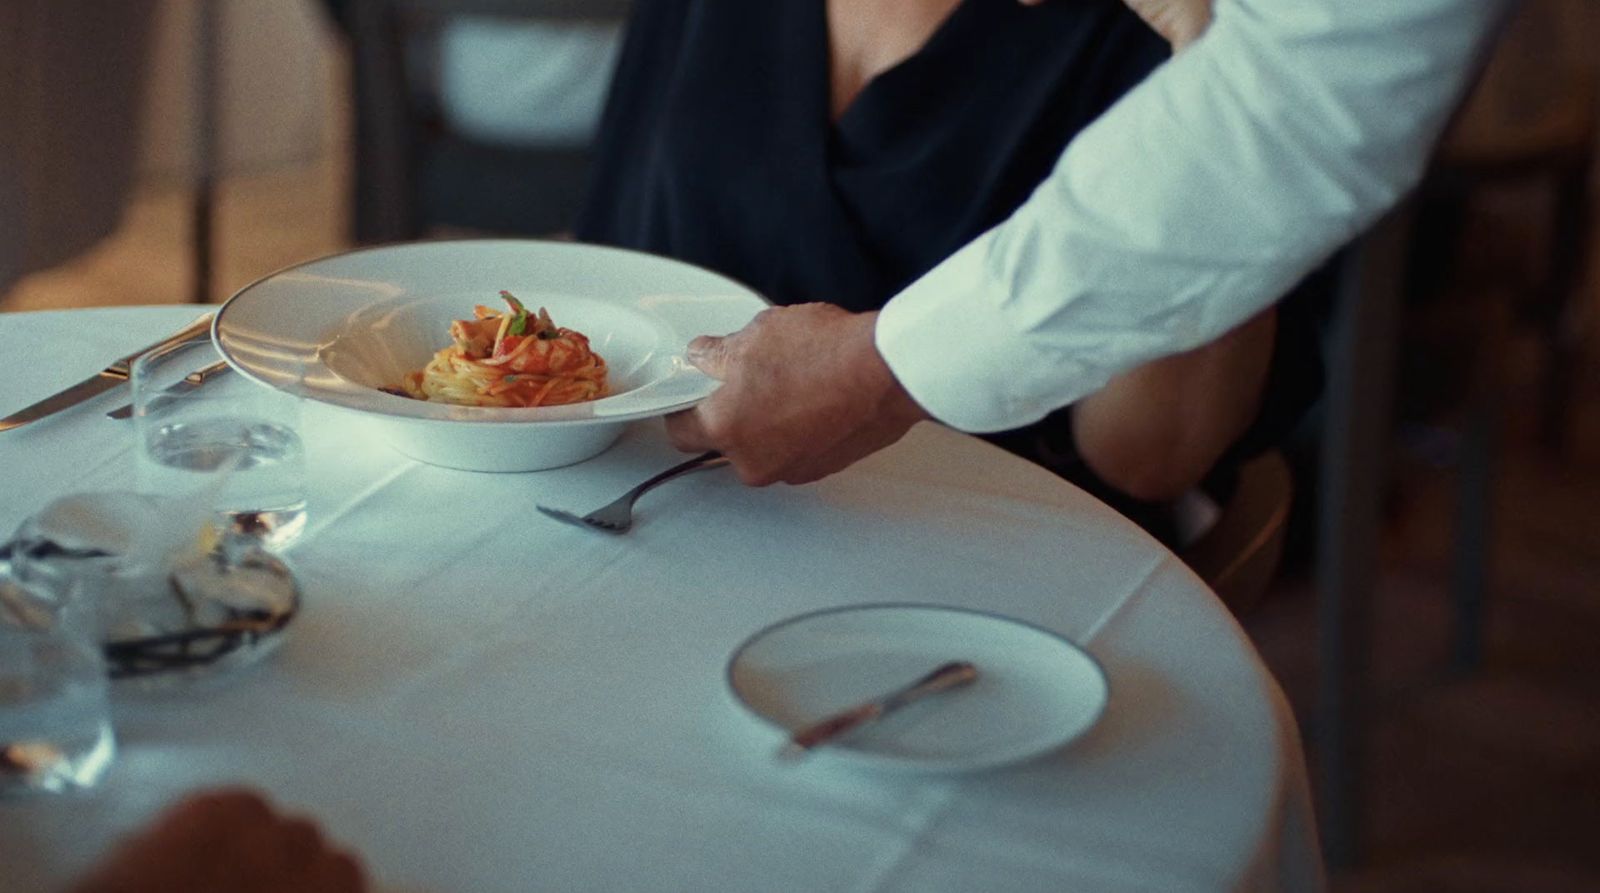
[536,450,729,534]
[0,314,214,433]
[105,360,232,420]
[777,660,980,761]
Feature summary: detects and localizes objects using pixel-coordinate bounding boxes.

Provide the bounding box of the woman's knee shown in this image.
[1071,310,1278,503]
[1077,426,1218,503]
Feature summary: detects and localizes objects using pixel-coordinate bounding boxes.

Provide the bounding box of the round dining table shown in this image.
[0,306,1323,892]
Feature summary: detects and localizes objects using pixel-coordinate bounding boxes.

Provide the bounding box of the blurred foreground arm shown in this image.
[71,788,366,893]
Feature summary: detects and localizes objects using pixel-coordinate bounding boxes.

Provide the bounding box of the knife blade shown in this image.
[777,660,979,760]
[105,360,233,420]
[0,313,213,433]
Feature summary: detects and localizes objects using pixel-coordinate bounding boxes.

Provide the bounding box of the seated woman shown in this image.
[576,0,1327,541]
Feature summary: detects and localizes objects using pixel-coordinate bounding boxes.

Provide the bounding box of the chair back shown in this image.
[342,0,630,242]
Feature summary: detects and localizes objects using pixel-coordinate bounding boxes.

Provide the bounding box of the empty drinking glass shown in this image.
[132,340,307,550]
[0,568,115,796]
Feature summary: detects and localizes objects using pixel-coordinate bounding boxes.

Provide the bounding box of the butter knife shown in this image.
[777,660,979,760]
[105,360,232,420]
[0,314,213,433]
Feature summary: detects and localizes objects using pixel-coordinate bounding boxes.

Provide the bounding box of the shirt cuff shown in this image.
[875,232,1101,434]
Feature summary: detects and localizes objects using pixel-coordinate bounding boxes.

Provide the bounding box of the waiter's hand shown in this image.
[71,788,367,893]
[666,305,929,486]
[1019,0,1214,51]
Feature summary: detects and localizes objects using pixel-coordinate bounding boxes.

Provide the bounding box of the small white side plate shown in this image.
[727,604,1109,773]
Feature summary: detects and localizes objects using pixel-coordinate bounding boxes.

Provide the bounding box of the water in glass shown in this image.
[141,416,307,550]
[0,584,116,796]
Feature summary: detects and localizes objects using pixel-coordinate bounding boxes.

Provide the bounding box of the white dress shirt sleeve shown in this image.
[875,0,1510,433]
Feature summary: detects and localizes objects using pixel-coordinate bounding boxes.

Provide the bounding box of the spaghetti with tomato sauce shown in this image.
[397,291,608,407]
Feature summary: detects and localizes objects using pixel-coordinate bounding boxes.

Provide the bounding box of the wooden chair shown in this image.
[1180,451,1294,618]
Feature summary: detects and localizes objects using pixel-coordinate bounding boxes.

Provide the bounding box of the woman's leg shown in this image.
[1072,308,1279,503]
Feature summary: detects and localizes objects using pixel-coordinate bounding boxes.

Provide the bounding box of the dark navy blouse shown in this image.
[578,0,1327,519]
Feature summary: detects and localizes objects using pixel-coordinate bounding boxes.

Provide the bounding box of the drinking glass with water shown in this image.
[0,570,115,796]
[132,340,307,550]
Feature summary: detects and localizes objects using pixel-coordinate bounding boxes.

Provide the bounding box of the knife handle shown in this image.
[785,661,979,753]
[108,313,214,375]
[181,359,233,387]
[880,661,980,713]
[106,360,233,421]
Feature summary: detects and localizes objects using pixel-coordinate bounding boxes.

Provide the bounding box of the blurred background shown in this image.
[2,0,1598,889]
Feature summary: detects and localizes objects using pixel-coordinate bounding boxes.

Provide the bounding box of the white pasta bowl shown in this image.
[213,240,769,472]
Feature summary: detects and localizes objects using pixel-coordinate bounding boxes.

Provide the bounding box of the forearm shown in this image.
[876,0,1511,433]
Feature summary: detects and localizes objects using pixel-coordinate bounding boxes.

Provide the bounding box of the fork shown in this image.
[536,451,730,534]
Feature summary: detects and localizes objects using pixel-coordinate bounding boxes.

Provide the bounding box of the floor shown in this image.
[1246,183,1600,889]
[0,145,349,313]
[1248,339,1600,891]
[5,104,1600,893]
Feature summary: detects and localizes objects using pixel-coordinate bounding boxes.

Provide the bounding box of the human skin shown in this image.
[70,789,367,893]
[667,305,929,486]
[1022,0,1214,51]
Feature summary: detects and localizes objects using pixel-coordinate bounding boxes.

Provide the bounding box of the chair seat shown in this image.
[1181,450,1294,616]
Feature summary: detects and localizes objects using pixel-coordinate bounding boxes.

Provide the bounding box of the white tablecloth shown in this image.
[0,307,1323,893]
